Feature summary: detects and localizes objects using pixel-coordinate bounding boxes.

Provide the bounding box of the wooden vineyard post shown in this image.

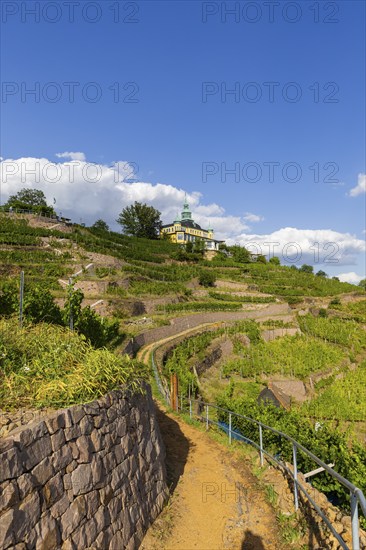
[170,373,178,411]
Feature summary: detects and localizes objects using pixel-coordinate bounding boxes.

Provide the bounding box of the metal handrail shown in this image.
[190,400,359,494]
[186,398,366,550]
[151,348,170,406]
[189,404,349,548]
[150,346,366,549]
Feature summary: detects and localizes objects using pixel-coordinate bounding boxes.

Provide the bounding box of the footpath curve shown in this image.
[126,303,292,357]
[138,317,292,550]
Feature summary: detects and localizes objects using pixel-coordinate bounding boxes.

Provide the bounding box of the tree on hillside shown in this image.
[229,245,251,263]
[359,279,366,290]
[269,256,280,265]
[316,270,327,278]
[300,264,314,274]
[92,219,109,232]
[116,202,162,239]
[4,188,55,216]
[193,238,206,255]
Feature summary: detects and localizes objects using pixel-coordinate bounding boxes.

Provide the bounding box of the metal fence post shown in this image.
[351,492,360,550]
[189,399,192,419]
[292,443,299,511]
[68,277,73,331]
[206,405,209,430]
[19,271,24,327]
[229,413,232,445]
[259,424,264,466]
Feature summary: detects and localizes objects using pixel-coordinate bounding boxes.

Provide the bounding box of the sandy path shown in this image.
[141,407,284,550]
[139,335,285,550]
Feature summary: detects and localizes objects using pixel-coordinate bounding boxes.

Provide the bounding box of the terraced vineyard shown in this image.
[221,334,346,379]
[1,212,366,531]
[241,263,356,298]
[1,214,365,426]
[302,360,366,421]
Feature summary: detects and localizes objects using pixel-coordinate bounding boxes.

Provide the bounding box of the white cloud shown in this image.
[55,151,86,162]
[227,227,366,266]
[0,154,364,268]
[243,212,264,223]
[0,155,246,235]
[337,272,364,285]
[349,173,366,197]
[194,203,225,217]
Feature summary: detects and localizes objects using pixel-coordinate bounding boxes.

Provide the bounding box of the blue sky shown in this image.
[0,1,365,281]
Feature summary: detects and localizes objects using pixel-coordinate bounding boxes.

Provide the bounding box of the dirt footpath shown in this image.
[141,407,285,550]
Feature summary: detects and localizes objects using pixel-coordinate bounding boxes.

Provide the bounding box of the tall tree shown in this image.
[300,264,314,274]
[91,219,109,232]
[116,202,162,239]
[229,245,251,263]
[4,188,55,216]
[358,279,366,289]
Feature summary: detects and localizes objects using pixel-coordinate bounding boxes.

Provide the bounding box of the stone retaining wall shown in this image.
[0,385,168,549]
[122,303,291,356]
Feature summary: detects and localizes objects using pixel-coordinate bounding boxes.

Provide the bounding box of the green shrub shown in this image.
[63,287,121,348]
[199,270,216,287]
[0,280,19,316]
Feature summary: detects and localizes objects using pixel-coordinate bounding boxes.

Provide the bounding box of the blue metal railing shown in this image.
[151,347,366,550]
[151,348,170,406]
[187,399,366,550]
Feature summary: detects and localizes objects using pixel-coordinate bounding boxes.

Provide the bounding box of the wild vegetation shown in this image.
[0,318,146,410]
[0,281,121,348]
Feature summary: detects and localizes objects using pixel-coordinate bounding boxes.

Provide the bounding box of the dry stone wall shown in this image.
[0,385,168,549]
[122,303,291,356]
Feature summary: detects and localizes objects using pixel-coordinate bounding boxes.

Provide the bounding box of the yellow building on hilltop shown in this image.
[160,198,223,251]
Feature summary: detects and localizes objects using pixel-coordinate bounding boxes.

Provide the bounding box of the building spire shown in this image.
[181,194,192,221]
